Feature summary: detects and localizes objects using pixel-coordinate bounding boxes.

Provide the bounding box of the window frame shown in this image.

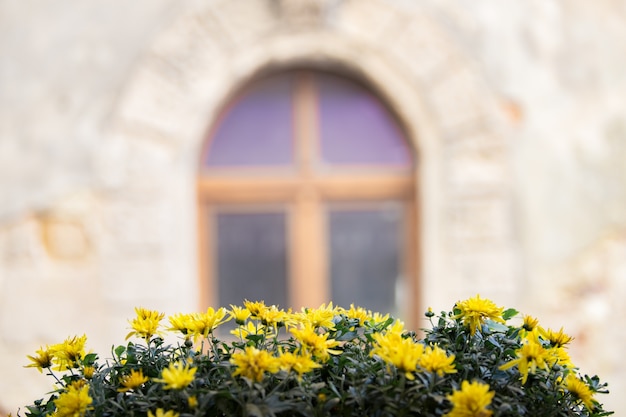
[197,69,421,326]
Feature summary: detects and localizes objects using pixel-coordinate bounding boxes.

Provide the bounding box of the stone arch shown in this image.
[102,0,518,312]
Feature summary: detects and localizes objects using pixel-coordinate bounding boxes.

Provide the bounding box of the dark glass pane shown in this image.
[317,73,412,166]
[328,206,402,315]
[216,211,287,307]
[205,74,295,166]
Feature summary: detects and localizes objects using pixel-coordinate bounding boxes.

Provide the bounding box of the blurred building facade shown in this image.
[1,0,625,414]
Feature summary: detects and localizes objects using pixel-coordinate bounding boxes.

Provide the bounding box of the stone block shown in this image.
[100,199,170,257]
[445,145,509,189]
[429,67,487,131]
[336,0,405,43]
[445,196,512,250]
[446,249,518,294]
[387,12,458,83]
[211,0,275,46]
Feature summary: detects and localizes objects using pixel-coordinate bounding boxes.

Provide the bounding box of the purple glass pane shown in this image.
[205,74,295,166]
[317,73,411,166]
[216,211,288,307]
[328,206,402,314]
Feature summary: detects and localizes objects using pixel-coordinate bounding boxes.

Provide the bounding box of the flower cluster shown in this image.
[21,296,612,417]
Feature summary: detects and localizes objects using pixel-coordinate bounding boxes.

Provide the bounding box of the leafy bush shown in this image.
[21,295,612,417]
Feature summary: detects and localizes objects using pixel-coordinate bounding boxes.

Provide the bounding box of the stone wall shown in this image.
[1,0,625,414]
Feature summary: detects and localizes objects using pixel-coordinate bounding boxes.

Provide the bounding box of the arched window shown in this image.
[198,69,418,320]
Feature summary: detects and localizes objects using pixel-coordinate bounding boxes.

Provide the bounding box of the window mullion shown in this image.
[289,72,328,309]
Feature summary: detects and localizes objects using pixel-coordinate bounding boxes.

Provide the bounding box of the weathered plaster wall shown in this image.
[1,0,625,413]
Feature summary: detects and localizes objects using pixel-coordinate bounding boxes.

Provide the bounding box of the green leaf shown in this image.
[83,352,98,364]
[502,308,519,320]
[336,331,359,341]
[114,345,126,358]
[486,336,502,349]
[486,320,509,333]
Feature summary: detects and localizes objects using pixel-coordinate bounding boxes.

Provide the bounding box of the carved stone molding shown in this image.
[274,0,336,29]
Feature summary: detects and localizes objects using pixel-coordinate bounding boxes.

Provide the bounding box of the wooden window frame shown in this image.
[197,71,421,327]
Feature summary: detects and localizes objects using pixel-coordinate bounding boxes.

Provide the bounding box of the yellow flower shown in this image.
[371,324,424,380]
[244,300,269,318]
[155,361,197,390]
[454,295,505,336]
[341,304,371,325]
[187,395,198,409]
[258,304,294,329]
[370,312,391,325]
[25,346,54,372]
[565,373,596,410]
[229,305,251,324]
[548,346,574,370]
[521,315,540,332]
[298,303,337,330]
[445,380,494,417]
[53,381,93,417]
[168,308,230,342]
[519,315,544,340]
[49,335,88,371]
[499,339,551,384]
[191,307,231,339]
[126,307,164,341]
[231,321,268,339]
[544,327,573,348]
[231,346,280,382]
[82,366,95,379]
[290,323,341,362]
[118,369,149,392]
[278,349,321,379]
[420,345,457,377]
[147,408,179,417]
[167,312,196,337]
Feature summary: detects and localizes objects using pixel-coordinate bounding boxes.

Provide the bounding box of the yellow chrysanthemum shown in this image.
[230,346,280,382]
[278,349,321,379]
[167,312,197,337]
[118,369,149,392]
[229,305,251,324]
[341,304,371,326]
[548,346,574,370]
[298,303,337,330]
[82,366,95,379]
[244,300,269,318]
[147,408,179,417]
[25,346,54,372]
[53,381,93,417]
[126,307,164,341]
[521,315,539,332]
[371,328,423,380]
[387,319,406,334]
[258,304,294,329]
[49,335,88,371]
[445,380,494,417]
[420,345,457,377]
[231,321,267,339]
[454,295,505,336]
[155,361,197,390]
[519,315,543,339]
[290,323,341,362]
[188,395,198,409]
[168,308,230,342]
[499,339,551,384]
[369,312,391,325]
[191,307,231,338]
[565,373,595,410]
[544,327,573,348]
